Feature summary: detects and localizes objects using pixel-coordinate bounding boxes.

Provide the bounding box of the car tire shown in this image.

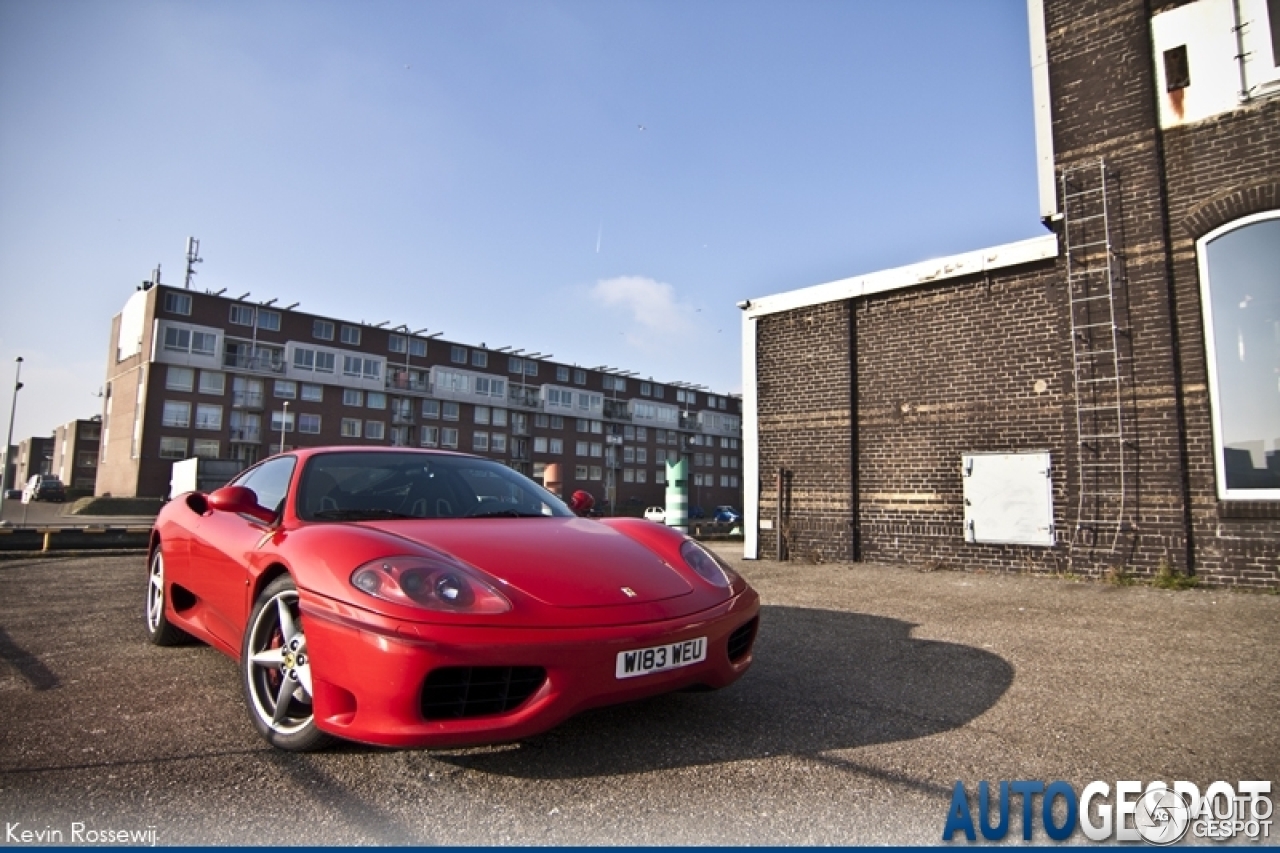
[241,575,334,752]
[145,548,192,646]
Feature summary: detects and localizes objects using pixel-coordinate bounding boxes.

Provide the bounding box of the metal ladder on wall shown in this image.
[1060,159,1132,552]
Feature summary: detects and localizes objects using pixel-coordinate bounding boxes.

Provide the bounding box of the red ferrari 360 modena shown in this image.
[147,447,759,751]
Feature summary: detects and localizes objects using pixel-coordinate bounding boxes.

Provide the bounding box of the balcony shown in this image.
[386,372,431,394]
[223,353,285,375]
[679,414,701,431]
[507,386,542,410]
[603,399,632,421]
[230,427,262,444]
[391,411,416,426]
[232,391,265,409]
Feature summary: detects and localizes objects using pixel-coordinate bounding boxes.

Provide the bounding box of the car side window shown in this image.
[233,456,297,517]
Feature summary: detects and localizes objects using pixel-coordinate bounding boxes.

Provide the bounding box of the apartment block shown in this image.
[97,284,743,512]
[50,418,102,492]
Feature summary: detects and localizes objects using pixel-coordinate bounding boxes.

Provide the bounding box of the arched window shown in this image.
[1197,211,1280,500]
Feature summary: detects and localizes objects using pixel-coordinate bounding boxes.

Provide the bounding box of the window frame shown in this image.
[1196,210,1280,501]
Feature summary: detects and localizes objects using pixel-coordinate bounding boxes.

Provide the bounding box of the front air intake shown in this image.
[727,617,758,663]
[420,666,546,720]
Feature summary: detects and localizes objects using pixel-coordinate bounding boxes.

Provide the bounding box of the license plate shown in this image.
[615,636,707,679]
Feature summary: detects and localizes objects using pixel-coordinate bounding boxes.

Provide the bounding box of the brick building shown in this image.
[97,283,743,511]
[741,0,1279,587]
[51,418,102,493]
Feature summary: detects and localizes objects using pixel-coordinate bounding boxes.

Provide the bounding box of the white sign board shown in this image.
[962,452,1055,546]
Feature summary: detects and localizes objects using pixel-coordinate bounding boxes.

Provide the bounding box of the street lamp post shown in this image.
[279,401,289,454]
[0,356,25,518]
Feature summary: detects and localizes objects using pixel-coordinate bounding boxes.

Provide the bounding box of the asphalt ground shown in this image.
[0,548,1276,846]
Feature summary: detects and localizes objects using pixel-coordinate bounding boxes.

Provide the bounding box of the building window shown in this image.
[471,350,487,368]
[491,433,507,452]
[656,468,666,485]
[340,418,362,438]
[575,465,588,480]
[166,366,194,392]
[640,382,651,397]
[366,392,386,410]
[191,332,217,356]
[451,345,467,364]
[389,334,407,354]
[340,325,361,345]
[343,389,363,407]
[475,406,491,425]
[623,469,635,483]
[163,327,190,353]
[534,437,548,454]
[365,421,385,440]
[257,309,281,331]
[298,413,322,434]
[159,437,188,459]
[1197,212,1280,499]
[313,319,334,340]
[473,432,490,452]
[535,413,549,428]
[492,408,507,427]
[195,404,223,430]
[443,402,459,421]
[524,360,538,377]
[420,426,439,447]
[590,466,602,481]
[274,380,296,399]
[199,371,225,395]
[270,410,295,433]
[162,401,191,428]
[422,400,440,419]
[164,292,192,315]
[229,304,255,326]
[557,366,570,382]
[301,383,323,402]
[193,439,219,458]
[549,438,563,454]
[409,338,427,357]
[441,428,459,449]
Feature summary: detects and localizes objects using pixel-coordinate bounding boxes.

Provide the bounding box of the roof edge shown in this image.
[742,233,1060,319]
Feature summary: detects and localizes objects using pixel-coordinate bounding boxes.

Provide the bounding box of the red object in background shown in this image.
[569,489,595,516]
[147,447,759,752]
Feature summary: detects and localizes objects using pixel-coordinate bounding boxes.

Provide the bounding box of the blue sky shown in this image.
[0,0,1044,442]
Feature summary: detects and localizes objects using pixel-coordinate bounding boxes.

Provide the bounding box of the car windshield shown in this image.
[296,451,574,522]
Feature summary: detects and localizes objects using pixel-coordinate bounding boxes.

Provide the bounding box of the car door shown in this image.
[189,455,297,652]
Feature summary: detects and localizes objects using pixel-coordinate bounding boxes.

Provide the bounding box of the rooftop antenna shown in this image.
[184,237,203,290]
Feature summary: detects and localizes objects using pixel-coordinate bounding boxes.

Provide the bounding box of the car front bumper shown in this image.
[298,588,760,748]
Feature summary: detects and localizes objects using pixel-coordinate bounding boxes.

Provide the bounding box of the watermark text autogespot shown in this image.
[943,779,1272,844]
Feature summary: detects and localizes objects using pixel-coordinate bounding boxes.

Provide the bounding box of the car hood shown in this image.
[364,517,694,607]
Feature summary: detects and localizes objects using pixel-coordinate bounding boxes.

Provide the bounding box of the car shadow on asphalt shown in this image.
[430,604,1014,779]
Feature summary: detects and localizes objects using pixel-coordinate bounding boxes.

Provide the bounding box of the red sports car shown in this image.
[146,447,759,751]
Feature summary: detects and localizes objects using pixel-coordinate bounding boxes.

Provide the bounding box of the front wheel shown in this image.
[145,548,191,646]
[241,576,333,752]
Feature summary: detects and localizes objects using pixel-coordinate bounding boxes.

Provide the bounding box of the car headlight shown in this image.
[680,539,739,588]
[351,554,511,614]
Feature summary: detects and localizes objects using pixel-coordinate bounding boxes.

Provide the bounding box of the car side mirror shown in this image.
[208,486,276,523]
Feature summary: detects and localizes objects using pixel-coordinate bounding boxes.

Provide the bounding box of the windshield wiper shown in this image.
[464,509,547,519]
[312,508,418,521]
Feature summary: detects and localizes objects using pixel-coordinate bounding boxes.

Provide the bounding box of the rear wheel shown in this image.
[241,576,333,752]
[144,548,190,646]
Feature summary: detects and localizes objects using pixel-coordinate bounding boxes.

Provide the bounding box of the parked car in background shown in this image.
[713,506,741,524]
[644,506,666,523]
[688,506,706,520]
[24,475,66,503]
[4,488,22,500]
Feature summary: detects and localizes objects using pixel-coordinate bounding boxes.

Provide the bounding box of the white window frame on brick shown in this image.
[229,304,255,326]
[441,428,459,449]
[166,366,194,392]
[1197,211,1280,500]
[365,421,385,440]
[340,418,362,438]
[193,438,219,458]
[298,413,322,434]
[159,436,188,459]
[340,325,361,346]
[199,371,225,395]
[195,404,223,431]
[164,292,192,315]
[420,426,439,447]
[313,319,334,341]
[162,401,191,428]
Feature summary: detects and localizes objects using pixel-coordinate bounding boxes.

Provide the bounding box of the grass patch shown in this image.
[1152,558,1200,590]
